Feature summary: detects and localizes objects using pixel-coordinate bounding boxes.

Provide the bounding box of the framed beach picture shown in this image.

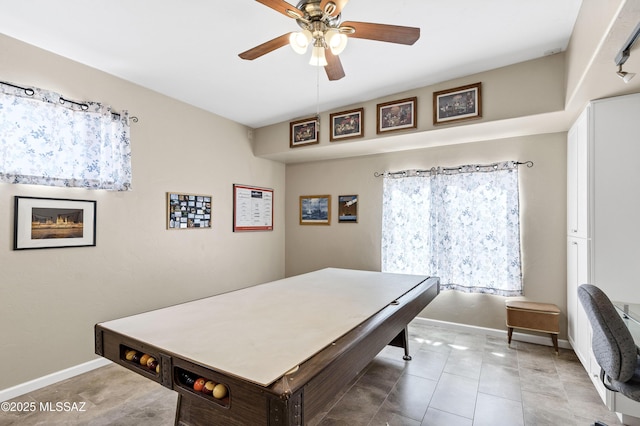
[330,108,364,141]
[299,195,331,225]
[433,82,482,125]
[290,117,319,147]
[14,196,96,250]
[377,97,417,134]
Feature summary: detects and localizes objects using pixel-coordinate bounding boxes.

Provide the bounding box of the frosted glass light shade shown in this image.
[309,45,328,66]
[325,29,348,55]
[289,30,312,54]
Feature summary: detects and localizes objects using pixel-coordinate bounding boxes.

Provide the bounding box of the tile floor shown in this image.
[0,321,625,425]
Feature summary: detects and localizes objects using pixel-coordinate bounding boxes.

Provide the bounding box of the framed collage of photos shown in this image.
[167,193,211,229]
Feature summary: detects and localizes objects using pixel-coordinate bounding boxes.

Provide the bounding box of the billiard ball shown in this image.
[213,383,227,399]
[131,352,141,364]
[156,364,161,374]
[147,358,158,371]
[124,350,137,361]
[193,378,206,392]
[139,354,150,366]
[202,380,215,395]
[180,372,195,387]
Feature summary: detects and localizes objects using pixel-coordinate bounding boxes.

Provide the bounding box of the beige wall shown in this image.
[285,134,567,335]
[0,34,286,390]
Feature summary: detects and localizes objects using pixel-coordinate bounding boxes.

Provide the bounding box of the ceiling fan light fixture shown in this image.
[309,44,328,66]
[289,30,312,54]
[325,28,348,55]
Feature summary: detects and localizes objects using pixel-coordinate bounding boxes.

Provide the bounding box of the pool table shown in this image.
[94,268,439,425]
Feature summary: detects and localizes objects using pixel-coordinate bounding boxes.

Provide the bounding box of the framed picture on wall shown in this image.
[167,192,212,229]
[233,184,273,231]
[433,82,482,125]
[299,195,331,225]
[14,196,97,250]
[330,108,364,142]
[376,97,417,134]
[338,195,358,223]
[290,117,319,148]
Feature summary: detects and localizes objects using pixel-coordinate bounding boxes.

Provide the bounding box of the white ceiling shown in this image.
[0,0,583,129]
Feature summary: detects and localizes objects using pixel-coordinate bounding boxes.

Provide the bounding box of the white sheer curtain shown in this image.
[0,82,132,191]
[381,162,523,296]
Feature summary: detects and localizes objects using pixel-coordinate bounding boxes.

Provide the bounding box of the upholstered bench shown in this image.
[505,300,560,354]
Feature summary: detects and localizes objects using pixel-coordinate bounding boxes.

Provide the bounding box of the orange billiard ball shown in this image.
[139,354,150,366]
[193,378,206,392]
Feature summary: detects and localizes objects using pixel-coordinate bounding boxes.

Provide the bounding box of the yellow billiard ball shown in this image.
[213,384,227,399]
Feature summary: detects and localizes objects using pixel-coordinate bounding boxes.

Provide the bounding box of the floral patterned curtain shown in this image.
[0,82,132,191]
[381,162,523,296]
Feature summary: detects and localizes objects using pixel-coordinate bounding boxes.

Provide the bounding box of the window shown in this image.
[0,82,132,191]
[381,162,523,296]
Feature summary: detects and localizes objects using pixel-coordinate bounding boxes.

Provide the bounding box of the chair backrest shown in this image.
[578,284,637,383]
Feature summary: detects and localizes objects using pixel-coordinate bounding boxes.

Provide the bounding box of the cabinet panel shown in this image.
[567,237,589,367]
[567,108,588,238]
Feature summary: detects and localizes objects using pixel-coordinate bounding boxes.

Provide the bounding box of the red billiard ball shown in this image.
[147,357,158,371]
[193,378,206,392]
[202,380,215,395]
[131,352,141,364]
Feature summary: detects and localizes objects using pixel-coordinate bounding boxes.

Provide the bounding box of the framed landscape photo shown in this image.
[433,82,482,125]
[299,195,331,225]
[290,117,319,148]
[377,97,417,134]
[167,192,212,229]
[14,196,96,250]
[330,108,364,142]
[338,195,358,223]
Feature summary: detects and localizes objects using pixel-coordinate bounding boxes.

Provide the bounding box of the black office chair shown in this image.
[578,284,640,426]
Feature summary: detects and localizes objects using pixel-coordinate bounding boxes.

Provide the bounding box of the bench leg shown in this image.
[551,334,558,355]
[507,327,513,346]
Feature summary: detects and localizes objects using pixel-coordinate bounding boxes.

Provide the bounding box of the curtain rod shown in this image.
[0,80,138,123]
[374,160,533,178]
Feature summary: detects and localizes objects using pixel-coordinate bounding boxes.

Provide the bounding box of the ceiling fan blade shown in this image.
[256,0,304,19]
[321,0,349,17]
[325,52,345,81]
[239,33,292,60]
[341,21,420,45]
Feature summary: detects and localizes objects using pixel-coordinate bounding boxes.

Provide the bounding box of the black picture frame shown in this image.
[14,196,96,250]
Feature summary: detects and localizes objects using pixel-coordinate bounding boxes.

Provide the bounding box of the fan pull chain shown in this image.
[316,64,321,124]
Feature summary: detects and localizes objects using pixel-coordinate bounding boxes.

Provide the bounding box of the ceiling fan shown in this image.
[238,0,420,81]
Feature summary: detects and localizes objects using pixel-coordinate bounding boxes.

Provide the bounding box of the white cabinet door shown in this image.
[567,108,588,239]
[567,237,590,368]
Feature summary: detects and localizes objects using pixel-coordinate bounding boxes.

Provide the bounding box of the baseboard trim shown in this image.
[412,317,572,350]
[0,358,111,402]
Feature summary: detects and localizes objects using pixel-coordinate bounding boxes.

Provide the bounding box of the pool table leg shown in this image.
[389,327,412,361]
